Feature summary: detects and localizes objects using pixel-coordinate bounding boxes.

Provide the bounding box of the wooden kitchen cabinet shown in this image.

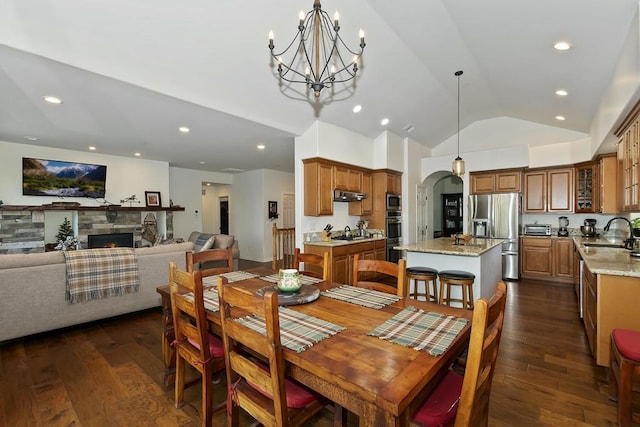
[574,161,596,213]
[616,116,639,211]
[582,264,597,358]
[386,173,401,195]
[303,159,334,216]
[552,238,574,281]
[368,170,403,229]
[349,172,372,215]
[470,168,522,194]
[335,165,362,192]
[597,153,617,214]
[524,167,573,213]
[520,237,552,278]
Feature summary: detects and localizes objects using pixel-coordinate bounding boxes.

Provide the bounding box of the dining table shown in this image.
[156,266,473,427]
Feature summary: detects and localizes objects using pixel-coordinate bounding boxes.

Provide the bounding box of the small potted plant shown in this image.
[632,217,640,237]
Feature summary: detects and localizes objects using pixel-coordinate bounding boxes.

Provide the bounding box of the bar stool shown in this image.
[406,267,438,302]
[438,270,475,309]
[609,328,640,427]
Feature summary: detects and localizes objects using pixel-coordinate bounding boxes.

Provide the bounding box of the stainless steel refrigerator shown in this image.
[468,192,521,280]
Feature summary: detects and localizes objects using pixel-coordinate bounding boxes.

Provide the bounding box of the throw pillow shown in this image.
[194,234,216,252]
[214,234,235,249]
[187,231,201,244]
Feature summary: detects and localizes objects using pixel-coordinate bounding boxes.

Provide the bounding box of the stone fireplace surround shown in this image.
[0,206,182,254]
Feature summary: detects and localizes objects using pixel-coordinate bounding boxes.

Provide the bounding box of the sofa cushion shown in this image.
[194,234,216,252]
[214,234,235,249]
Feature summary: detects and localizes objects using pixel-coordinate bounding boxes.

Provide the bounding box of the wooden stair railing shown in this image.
[272,223,295,270]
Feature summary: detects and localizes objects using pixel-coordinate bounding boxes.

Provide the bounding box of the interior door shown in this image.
[219,197,229,234]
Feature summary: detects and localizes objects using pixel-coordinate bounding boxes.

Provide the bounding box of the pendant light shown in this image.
[452,70,465,176]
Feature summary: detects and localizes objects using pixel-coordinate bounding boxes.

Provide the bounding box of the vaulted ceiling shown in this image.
[0,0,637,173]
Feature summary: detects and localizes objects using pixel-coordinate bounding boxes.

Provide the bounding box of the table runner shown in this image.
[182,289,220,312]
[202,270,259,286]
[321,285,401,309]
[367,307,468,356]
[236,307,345,353]
[259,274,324,286]
[64,248,139,303]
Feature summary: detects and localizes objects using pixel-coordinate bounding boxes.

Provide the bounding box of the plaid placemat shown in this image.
[182,288,220,312]
[260,274,324,286]
[320,285,401,309]
[367,307,469,356]
[202,270,260,286]
[236,307,345,353]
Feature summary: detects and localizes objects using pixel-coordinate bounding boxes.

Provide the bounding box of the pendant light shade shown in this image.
[452,70,465,177]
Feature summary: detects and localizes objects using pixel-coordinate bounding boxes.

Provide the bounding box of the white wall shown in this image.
[201,184,230,234]
[0,140,170,206]
[169,167,233,240]
[230,169,294,263]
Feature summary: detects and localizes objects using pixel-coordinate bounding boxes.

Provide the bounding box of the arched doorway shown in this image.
[418,171,463,240]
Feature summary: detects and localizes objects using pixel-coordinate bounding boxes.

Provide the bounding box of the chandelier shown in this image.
[268,0,366,99]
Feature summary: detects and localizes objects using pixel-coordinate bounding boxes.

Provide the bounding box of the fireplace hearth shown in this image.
[87,233,134,249]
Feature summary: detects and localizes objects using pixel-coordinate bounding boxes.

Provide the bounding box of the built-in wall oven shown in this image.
[386,211,402,263]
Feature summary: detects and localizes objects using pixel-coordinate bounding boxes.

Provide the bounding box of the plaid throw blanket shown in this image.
[368,307,469,356]
[321,285,401,309]
[64,248,140,303]
[236,307,345,353]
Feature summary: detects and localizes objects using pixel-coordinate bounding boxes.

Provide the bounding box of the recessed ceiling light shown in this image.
[134,152,141,156]
[199,161,206,165]
[380,118,389,126]
[206,183,211,186]
[24,136,38,141]
[178,126,190,133]
[553,41,571,51]
[257,144,266,150]
[88,146,96,151]
[555,89,568,96]
[43,96,63,104]
[555,115,566,121]
[353,105,362,113]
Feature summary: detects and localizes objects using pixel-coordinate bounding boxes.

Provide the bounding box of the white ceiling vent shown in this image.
[403,124,415,133]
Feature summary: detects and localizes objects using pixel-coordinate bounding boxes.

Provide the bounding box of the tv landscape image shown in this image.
[22,157,107,198]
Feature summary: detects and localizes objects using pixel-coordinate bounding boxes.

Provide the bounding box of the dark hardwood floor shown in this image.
[0,263,626,426]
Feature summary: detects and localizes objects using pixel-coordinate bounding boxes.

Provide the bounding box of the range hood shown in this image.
[333,190,368,202]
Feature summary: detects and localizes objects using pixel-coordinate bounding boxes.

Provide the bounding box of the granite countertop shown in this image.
[394,237,504,257]
[573,236,640,278]
[304,236,386,247]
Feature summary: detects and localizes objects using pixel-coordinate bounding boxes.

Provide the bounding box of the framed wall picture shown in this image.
[145,191,162,207]
[268,200,278,219]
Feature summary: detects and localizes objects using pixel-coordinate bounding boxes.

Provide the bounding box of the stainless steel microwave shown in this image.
[386,193,401,211]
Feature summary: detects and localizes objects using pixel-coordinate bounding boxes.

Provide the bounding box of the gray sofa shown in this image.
[0,241,194,342]
[187,231,240,270]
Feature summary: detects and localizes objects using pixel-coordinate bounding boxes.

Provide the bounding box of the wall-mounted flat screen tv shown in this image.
[22,157,107,198]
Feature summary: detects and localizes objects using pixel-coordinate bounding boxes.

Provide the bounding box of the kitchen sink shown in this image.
[331,236,368,241]
[582,242,625,248]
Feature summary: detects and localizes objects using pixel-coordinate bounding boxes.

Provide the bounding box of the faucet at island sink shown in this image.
[603,217,636,249]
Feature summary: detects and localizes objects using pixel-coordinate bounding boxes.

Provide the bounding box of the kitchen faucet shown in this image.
[603,217,636,248]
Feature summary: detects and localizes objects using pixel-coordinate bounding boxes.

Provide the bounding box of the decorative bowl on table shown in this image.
[277,269,302,293]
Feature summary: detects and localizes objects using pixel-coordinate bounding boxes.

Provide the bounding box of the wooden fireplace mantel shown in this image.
[0,205,185,212]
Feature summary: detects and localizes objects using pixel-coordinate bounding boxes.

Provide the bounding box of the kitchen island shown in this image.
[394,238,504,304]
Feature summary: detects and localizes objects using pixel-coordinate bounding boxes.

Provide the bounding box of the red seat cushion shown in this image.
[412,371,463,426]
[247,362,318,408]
[612,328,640,362]
[187,333,224,358]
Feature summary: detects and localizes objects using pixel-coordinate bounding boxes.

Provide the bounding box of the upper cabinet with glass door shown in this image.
[574,161,596,213]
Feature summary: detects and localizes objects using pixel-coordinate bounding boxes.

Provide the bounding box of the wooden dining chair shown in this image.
[352,255,407,297]
[293,247,330,280]
[186,247,233,277]
[411,281,508,427]
[217,277,328,427]
[168,262,226,427]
